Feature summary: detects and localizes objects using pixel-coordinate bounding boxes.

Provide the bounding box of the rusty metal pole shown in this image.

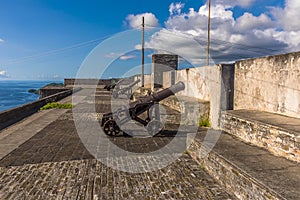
[142,16,145,87]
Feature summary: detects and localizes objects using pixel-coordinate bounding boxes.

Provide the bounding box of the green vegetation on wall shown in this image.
[198,116,211,127]
[40,102,73,110]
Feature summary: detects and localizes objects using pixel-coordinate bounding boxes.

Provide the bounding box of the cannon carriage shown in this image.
[101,81,185,137]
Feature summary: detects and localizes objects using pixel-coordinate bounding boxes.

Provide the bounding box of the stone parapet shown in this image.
[0,88,80,131]
[222,109,300,163]
[234,51,300,118]
[187,130,299,200]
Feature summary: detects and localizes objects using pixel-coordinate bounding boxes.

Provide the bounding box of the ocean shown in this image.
[0,80,62,112]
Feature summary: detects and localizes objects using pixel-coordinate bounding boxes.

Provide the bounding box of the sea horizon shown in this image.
[0,79,63,112]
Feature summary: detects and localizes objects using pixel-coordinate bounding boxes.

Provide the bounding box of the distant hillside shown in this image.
[42,82,64,87]
[28,82,64,94]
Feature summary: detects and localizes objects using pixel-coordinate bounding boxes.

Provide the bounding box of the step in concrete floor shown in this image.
[222,109,300,163]
[188,129,300,200]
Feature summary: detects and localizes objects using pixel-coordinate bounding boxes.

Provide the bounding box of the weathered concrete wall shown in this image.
[134,74,151,88]
[175,66,223,129]
[161,95,210,126]
[137,64,234,129]
[163,71,172,88]
[234,51,300,118]
[160,65,234,129]
[0,89,78,131]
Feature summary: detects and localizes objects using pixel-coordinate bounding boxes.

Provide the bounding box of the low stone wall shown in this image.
[0,89,77,131]
[187,135,282,200]
[222,111,300,163]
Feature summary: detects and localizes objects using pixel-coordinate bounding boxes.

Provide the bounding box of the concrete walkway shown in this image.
[0,89,234,199]
[0,96,73,160]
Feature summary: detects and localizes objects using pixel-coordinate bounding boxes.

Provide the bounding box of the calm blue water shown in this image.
[0,80,62,112]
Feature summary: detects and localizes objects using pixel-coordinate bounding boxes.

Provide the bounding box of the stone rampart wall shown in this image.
[235,51,300,118]
[0,89,77,131]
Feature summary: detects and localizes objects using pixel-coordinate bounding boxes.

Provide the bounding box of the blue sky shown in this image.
[0,0,298,80]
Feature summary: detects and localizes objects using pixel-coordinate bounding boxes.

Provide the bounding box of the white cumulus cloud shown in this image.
[169,2,185,15]
[105,52,136,61]
[124,1,300,66]
[271,0,300,31]
[213,0,256,8]
[234,13,274,32]
[119,55,136,60]
[144,29,204,64]
[0,70,9,78]
[144,1,300,65]
[105,52,121,58]
[125,13,159,29]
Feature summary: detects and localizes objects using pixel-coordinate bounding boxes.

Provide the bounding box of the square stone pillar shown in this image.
[152,54,178,89]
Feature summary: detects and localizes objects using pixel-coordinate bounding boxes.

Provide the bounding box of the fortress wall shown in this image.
[0,89,77,131]
[234,51,300,118]
[162,64,234,129]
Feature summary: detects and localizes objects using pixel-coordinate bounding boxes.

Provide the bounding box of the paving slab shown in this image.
[0,155,234,199]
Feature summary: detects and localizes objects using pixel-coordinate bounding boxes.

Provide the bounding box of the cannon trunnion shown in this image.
[101,81,185,137]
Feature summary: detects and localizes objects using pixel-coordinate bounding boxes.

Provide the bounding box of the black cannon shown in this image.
[104,79,123,91]
[101,81,185,136]
[104,83,116,91]
[112,79,140,98]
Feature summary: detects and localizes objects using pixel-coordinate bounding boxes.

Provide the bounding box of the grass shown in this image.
[198,117,211,127]
[40,102,73,110]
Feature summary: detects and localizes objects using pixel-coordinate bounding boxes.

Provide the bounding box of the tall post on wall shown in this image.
[141,16,145,87]
[206,0,211,66]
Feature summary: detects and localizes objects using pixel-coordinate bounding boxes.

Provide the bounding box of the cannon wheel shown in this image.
[146,120,163,136]
[103,119,122,136]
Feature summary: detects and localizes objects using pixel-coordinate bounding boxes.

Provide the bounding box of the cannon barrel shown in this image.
[129,81,185,107]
